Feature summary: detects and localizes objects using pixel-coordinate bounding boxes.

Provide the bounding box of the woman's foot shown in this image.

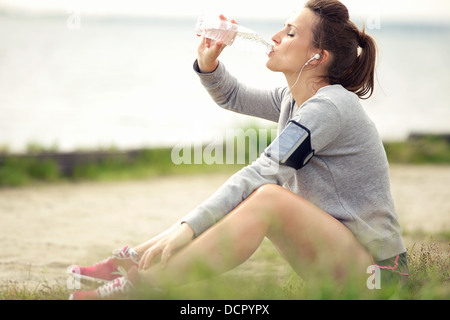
[69,266,139,300]
[67,245,140,283]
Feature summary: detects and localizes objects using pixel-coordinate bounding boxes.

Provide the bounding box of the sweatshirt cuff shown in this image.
[181,207,216,238]
[193,59,226,89]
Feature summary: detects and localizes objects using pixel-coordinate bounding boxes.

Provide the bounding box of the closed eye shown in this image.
[284,23,297,38]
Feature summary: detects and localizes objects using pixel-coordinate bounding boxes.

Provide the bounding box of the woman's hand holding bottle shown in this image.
[197,14,238,73]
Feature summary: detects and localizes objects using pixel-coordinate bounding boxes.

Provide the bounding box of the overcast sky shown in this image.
[1,0,450,23]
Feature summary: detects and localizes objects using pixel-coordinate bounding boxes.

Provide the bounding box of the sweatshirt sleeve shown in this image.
[181,154,295,237]
[295,95,342,154]
[193,60,284,123]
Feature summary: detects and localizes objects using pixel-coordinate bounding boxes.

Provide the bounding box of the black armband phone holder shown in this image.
[264,120,315,170]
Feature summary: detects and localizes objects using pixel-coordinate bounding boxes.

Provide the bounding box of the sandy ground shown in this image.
[0,164,449,289]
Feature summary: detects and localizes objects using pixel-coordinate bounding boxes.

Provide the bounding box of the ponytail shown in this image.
[341,27,377,99]
[305,0,377,99]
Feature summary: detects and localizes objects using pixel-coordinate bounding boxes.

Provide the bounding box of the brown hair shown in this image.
[305,0,377,99]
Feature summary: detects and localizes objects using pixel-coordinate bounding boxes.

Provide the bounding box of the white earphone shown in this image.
[289,53,321,91]
[305,53,321,65]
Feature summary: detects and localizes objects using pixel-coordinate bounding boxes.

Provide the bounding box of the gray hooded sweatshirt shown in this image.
[182,60,406,261]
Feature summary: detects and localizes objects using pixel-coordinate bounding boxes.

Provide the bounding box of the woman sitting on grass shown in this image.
[68,0,408,299]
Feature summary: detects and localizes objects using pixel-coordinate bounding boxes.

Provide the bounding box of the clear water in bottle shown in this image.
[195,15,273,55]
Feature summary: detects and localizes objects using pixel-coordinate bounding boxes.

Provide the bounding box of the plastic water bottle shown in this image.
[195,15,273,55]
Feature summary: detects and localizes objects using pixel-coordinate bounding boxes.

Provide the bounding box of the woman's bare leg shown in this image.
[138,185,371,288]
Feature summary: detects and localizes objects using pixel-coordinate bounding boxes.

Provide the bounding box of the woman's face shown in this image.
[266,9,318,75]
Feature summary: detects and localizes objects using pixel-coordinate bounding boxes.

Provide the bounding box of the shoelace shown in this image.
[112,246,141,265]
[90,246,139,267]
[96,266,133,298]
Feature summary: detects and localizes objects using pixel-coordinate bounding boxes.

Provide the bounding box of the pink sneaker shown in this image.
[69,267,136,300]
[67,245,140,283]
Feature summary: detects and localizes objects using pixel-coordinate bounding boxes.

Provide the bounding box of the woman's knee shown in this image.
[254,184,305,207]
[254,184,285,198]
[251,184,306,218]
[240,185,277,214]
[251,185,282,208]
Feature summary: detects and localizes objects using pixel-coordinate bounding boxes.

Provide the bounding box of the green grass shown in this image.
[1,237,448,300]
[0,281,69,300]
[0,147,244,187]
[384,135,450,164]
[134,238,449,300]
[0,134,449,187]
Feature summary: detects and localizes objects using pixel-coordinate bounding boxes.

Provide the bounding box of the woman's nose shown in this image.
[271,30,281,45]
